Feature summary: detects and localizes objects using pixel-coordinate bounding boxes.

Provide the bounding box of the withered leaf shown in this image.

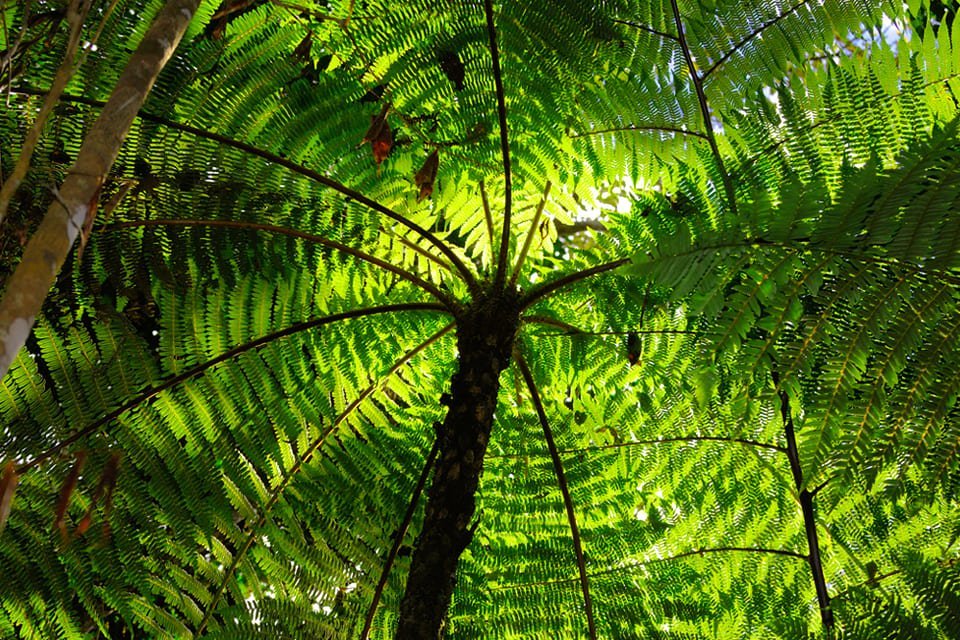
[292,31,312,62]
[54,452,86,546]
[362,103,393,170]
[0,461,19,535]
[414,149,439,201]
[438,49,465,91]
[76,453,121,540]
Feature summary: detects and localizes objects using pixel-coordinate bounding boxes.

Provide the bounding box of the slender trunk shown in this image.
[395,293,519,640]
[0,0,200,378]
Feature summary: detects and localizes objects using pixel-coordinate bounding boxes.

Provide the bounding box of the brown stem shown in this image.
[361,439,440,639]
[16,303,447,474]
[516,352,597,639]
[772,369,834,631]
[395,291,521,639]
[519,258,630,310]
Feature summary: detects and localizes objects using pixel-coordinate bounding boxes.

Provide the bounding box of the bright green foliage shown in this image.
[1,0,959,638]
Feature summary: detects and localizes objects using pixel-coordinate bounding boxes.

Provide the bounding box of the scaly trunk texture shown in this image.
[0,0,200,378]
[395,292,520,640]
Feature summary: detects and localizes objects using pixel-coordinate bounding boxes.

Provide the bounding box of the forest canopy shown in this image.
[1,0,960,638]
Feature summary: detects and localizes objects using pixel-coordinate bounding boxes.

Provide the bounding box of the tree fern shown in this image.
[2,1,959,638]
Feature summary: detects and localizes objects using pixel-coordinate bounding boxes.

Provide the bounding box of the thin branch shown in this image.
[488,434,786,459]
[567,124,707,140]
[382,227,453,273]
[196,322,454,635]
[360,439,440,640]
[8,88,480,293]
[610,17,677,41]
[668,0,738,216]
[509,181,551,288]
[519,258,630,310]
[108,218,455,308]
[771,368,833,631]
[521,315,585,334]
[480,180,496,263]
[516,352,597,640]
[492,546,806,591]
[16,304,448,474]
[483,0,513,288]
[702,0,813,80]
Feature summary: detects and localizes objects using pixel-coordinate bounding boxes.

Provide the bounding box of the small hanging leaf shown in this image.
[437,49,465,91]
[414,149,439,201]
[626,331,642,366]
[74,453,121,541]
[362,103,393,170]
[0,461,19,535]
[54,452,86,546]
[292,31,312,62]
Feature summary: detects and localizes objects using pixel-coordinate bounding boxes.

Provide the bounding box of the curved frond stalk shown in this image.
[701,0,814,80]
[7,88,480,294]
[516,351,597,640]
[494,546,808,591]
[195,322,454,636]
[108,219,456,307]
[360,439,440,640]
[568,124,707,140]
[520,258,630,310]
[509,181,551,288]
[609,18,677,42]
[772,369,834,631]
[484,0,513,288]
[0,0,202,380]
[16,304,448,474]
[668,0,737,216]
[480,180,497,262]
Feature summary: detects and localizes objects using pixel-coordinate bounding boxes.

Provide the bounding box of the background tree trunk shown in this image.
[0,0,201,378]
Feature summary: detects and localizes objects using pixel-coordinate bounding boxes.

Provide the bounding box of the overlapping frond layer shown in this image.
[2,0,959,638]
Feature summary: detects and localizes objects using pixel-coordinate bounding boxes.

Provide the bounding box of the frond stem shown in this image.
[10,88,480,293]
[360,439,440,639]
[771,368,834,631]
[519,258,630,310]
[509,181,551,288]
[702,0,813,80]
[516,352,597,640]
[480,180,497,266]
[196,322,455,635]
[668,0,738,216]
[488,434,786,458]
[483,0,513,289]
[108,219,455,307]
[610,18,678,41]
[492,546,806,591]
[568,124,706,140]
[16,304,449,474]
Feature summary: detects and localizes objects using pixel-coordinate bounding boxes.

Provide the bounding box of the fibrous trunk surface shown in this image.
[395,293,519,639]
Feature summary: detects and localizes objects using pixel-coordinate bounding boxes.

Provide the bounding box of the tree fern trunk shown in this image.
[395,294,519,639]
